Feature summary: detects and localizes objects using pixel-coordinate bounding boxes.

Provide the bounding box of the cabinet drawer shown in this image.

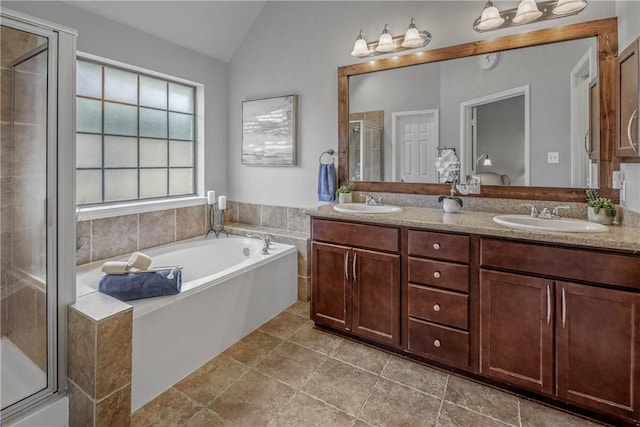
[408,230,469,263]
[407,318,469,369]
[409,258,469,292]
[408,285,468,330]
[312,219,399,253]
[481,238,640,290]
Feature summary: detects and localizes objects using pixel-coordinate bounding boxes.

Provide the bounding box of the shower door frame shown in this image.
[1,9,76,422]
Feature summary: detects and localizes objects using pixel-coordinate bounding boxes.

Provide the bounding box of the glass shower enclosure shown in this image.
[1,10,76,423]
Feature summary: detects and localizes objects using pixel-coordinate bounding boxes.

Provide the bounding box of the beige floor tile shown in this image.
[222,330,283,366]
[358,377,441,427]
[255,341,326,389]
[288,322,344,355]
[259,311,308,339]
[437,402,514,427]
[285,301,310,319]
[353,420,377,427]
[183,408,229,426]
[519,399,602,427]
[174,355,247,405]
[331,339,390,374]
[268,392,355,427]
[302,358,378,416]
[444,376,519,426]
[208,369,295,426]
[382,356,448,398]
[131,387,201,427]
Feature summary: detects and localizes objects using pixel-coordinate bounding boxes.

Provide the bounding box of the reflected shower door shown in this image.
[0,24,50,413]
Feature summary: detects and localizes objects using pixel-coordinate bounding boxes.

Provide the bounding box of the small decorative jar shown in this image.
[587,207,614,225]
[442,198,461,213]
[338,192,352,204]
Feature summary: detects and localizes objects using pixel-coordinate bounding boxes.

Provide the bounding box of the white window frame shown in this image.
[76,52,205,220]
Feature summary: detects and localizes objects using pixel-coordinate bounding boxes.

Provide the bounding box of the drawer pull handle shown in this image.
[433,243,440,250]
[433,339,441,348]
[433,303,441,312]
[433,271,441,279]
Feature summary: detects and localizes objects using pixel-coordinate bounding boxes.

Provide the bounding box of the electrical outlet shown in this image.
[547,152,559,164]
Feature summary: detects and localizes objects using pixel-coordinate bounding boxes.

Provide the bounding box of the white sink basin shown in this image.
[493,214,609,233]
[333,203,403,214]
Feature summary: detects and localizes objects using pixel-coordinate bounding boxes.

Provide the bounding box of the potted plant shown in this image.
[335,182,354,204]
[585,189,616,225]
[438,179,463,213]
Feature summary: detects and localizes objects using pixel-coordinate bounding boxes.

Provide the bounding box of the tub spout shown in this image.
[247,233,269,254]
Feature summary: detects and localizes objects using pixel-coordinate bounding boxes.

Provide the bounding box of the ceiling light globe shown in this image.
[476,3,505,30]
[553,0,587,15]
[376,24,395,53]
[350,30,371,57]
[512,0,543,24]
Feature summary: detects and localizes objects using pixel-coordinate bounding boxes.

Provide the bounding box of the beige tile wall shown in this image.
[67,304,133,427]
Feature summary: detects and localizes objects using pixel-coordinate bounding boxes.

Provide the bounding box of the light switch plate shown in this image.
[547,152,559,164]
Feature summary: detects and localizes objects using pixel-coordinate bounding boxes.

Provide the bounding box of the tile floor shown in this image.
[131,302,601,427]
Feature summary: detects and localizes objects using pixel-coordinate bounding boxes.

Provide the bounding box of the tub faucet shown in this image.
[247,233,269,254]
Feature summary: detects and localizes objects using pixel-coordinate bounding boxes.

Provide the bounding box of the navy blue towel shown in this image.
[318,162,336,202]
[98,269,182,301]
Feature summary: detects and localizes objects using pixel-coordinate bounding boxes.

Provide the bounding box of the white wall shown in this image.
[228,1,616,207]
[3,1,230,196]
[616,0,640,213]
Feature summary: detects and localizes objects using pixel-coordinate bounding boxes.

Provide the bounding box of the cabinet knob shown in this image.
[433,271,441,279]
[433,303,441,312]
[433,339,441,348]
[433,243,440,250]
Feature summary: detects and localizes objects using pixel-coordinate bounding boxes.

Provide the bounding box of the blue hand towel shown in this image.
[98,268,182,301]
[318,162,336,202]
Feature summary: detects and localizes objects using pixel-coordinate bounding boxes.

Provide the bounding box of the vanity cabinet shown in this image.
[617,37,640,158]
[480,238,640,422]
[311,219,400,346]
[405,230,471,369]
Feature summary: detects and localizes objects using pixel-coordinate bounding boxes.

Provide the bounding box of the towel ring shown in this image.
[319,149,335,164]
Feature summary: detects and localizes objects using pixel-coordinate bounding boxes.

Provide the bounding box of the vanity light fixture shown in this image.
[473,0,587,32]
[476,1,505,31]
[477,153,492,167]
[376,24,395,53]
[350,17,431,58]
[350,30,371,57]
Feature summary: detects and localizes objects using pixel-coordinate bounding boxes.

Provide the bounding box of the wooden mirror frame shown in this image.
[338,18,619,202]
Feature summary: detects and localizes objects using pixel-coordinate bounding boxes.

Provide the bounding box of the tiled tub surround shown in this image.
[78,201,313,301]
[67,293,133,427]
[131,302,599,427]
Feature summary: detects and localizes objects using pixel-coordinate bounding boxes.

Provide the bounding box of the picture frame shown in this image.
[242,94,298,166]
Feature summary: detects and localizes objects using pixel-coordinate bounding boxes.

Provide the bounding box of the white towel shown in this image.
[127,252,152,270]
[101,261,131,275]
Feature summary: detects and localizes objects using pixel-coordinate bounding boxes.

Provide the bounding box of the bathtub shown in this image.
[76,235,298,411]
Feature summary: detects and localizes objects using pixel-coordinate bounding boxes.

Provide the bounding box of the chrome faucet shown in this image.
[521,203,538,218]
[365,195,383,206]
[551,206,570,219]
[247,233,269,254]
[538,207,552,219]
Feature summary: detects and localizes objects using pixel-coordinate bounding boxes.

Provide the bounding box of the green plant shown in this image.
[438,179,463,207]
[335,182,354,198]
[585,189,616,217]
[76,210,84,252]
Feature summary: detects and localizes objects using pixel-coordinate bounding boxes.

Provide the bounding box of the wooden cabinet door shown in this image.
[479,270,554,395]
[352,248,400,346]
[556,282,640,420]
[311,242,351,331]
[617,39,640,158]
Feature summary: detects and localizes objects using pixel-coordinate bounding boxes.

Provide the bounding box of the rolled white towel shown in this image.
[101,261,131,275]
[127,252,152,270]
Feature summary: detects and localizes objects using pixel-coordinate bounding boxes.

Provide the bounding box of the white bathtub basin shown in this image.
[333,203,403,214]
[493,214,609,233]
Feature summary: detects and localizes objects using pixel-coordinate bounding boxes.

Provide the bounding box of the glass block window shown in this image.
[76,59,196,205]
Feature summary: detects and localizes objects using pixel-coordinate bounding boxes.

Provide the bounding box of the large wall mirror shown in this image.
[338,18,619,202]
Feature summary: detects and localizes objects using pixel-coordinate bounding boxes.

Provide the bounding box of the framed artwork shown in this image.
[242,95,298,166]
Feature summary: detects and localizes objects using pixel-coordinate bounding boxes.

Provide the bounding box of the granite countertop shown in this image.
[306,205,640,254]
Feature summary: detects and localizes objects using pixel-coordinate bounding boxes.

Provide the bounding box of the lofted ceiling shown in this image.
[64,1,267,62]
